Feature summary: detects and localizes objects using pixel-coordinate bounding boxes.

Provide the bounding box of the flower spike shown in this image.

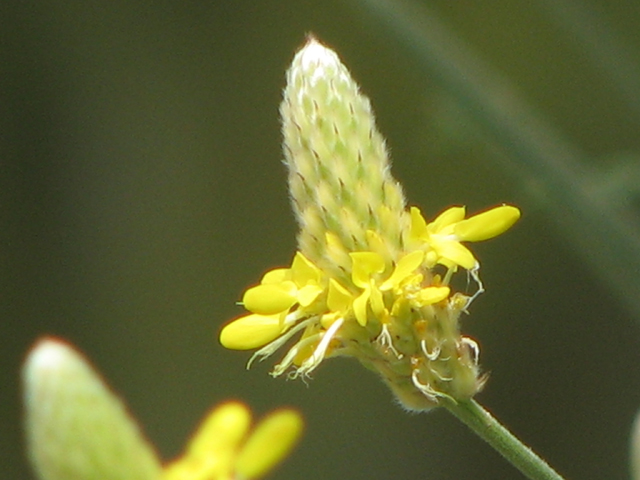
[220,37,520,410]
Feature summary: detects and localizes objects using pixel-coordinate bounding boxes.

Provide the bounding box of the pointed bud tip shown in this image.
[24,337,77,379]
[299,35,330,57]
[292,36,340,76]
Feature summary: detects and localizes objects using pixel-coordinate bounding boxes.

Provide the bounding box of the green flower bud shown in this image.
[23,338,162,480]
[281,36,407,284]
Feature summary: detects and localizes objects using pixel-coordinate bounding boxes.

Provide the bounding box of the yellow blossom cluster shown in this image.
[221,204,518,409]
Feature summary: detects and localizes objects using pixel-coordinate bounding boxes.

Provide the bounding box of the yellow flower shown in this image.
[409,205,521,270]
[349,249,450,327]
[164,403,303,480]
[220,252,325,351]
[221,251,349,377]
[243,252,323,316]
[220,37,520,410]
[219,314,286,351]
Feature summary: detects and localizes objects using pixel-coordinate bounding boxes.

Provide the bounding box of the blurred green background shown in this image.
[3,1,640,479]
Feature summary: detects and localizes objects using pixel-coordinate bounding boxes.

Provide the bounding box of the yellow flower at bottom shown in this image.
[235,410,303,479]
[164,402,303,480]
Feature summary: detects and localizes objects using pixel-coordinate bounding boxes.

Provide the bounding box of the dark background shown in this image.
[3,1,640,479]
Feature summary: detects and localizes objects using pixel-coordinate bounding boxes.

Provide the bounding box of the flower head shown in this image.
[220,37,520,410]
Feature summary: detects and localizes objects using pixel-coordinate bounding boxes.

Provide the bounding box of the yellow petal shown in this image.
[243,283,297,315]
[368,285,386,319]
[380,250,425,291]
[296,284,323,307]
[168,402,251,480]
[350,252,385,288]
[434,239,477,270]
[327,279,352,312]
[353,289,371,326]
[235,409,303,479]
[409,206,428,240]
[219,314,285,350]
[292,338,317,367]
[163,458,206,480]
[429,206,466,233]
[416,286,450,306]
[291,252,321,286]
[453,205,520,242]
[261,268,290,285]
[187,402,251,458]
[325,231,344,251]
[320,311,342,329]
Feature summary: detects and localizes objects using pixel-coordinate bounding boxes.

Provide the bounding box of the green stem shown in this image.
[443,399,565,480]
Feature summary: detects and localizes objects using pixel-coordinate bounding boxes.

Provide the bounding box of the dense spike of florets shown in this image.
[221,38,520,411]
[281,38,408,285]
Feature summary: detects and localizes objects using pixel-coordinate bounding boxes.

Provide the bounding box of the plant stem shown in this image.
[443,399,565,480]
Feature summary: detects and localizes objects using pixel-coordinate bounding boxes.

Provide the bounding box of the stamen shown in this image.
[377,324,403,358]
[420,339,441,361]
[411,369,456,403]
[271,333,322,378]
[463,263,485,311]
[442,266,455,286]
[247,316,317,369]
[298,317,345,375]
[429,366,453,382]
[460,337,480,365]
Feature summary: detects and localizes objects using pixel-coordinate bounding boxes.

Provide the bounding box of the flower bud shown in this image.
[23,338,162,480]
[281,36,407,282]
